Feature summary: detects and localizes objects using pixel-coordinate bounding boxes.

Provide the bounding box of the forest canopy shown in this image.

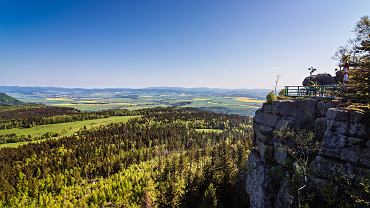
[0,107,252,207]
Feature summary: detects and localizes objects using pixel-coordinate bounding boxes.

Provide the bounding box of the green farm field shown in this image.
[0,116,137,148]
[1,86,270,116]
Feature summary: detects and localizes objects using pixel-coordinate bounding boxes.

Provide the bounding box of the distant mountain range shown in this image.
[0,86,271,99]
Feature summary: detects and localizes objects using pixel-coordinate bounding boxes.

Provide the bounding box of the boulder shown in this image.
[302,73,337,86]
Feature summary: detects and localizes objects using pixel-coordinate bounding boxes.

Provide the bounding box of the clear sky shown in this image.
[0,0,369,89]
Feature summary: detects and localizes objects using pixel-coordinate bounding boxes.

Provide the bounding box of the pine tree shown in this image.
[336,16,370,102]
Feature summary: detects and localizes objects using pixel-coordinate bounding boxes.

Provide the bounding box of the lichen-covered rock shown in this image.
[310,155,369,182]
[316,100,338,117]
[246,150,276,208]
[274,180,294,208]
[314,117,326,140]
[273,138,289,166]
[248,99,321,208]
[312,108,370,181]
[246,99,370,208]
[253,99,319,135]
[256,139,274,162]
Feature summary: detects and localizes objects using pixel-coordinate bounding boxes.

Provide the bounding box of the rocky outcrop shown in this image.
[311,108,370,186]
[246,99,370,208]
[302,73,337,86]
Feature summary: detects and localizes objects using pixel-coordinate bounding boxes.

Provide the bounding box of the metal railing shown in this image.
[284,85,337,98]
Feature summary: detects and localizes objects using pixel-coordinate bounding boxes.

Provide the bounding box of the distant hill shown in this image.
[0,86,271,99]
[0,93,24,106]
[0,86,269,116]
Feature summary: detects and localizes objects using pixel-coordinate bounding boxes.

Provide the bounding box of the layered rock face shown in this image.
[311,108,370,188]
[246,99,370,208]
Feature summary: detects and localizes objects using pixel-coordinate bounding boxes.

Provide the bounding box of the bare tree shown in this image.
[274,75,280,95]
[274,128,320,207]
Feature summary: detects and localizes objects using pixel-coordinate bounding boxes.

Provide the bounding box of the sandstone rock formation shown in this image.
[302,73,337,86]
[246,99,370,208]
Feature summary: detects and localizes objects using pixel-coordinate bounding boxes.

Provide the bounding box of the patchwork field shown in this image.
[45,97,74,101]
[30,96,265,115]
[235,97,265,103]
[1,86,270,116]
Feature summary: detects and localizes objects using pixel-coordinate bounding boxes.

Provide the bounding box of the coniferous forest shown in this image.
[0,107,252,207]
[1,1,369,207]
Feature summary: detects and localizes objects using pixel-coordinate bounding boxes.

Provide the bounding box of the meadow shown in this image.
[46,96,263,115]
[0,116,136,148]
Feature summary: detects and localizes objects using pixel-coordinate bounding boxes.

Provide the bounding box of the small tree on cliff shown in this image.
[274,128,320,207]
[334,16,370,102]
[266,91,277,103]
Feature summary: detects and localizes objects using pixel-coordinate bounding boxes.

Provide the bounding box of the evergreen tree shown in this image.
[335,16,370,102]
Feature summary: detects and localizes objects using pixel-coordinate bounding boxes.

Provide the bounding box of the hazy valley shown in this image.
[0,86,268,116]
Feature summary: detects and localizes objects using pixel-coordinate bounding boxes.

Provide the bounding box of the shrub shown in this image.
[266,91,277,104]
[277,89,290,100]
[278,89,286,96]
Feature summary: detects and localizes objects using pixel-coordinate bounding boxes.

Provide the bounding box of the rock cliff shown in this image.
[246,99,370,208]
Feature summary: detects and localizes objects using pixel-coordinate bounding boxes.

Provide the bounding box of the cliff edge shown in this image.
[246,98,370,208]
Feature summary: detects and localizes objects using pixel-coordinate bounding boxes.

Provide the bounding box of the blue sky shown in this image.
[0,0,369,89]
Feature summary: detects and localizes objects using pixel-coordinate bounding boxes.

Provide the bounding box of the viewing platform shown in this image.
[284,85,337,98]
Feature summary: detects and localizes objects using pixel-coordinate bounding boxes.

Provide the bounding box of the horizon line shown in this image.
[0,85,273,91]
